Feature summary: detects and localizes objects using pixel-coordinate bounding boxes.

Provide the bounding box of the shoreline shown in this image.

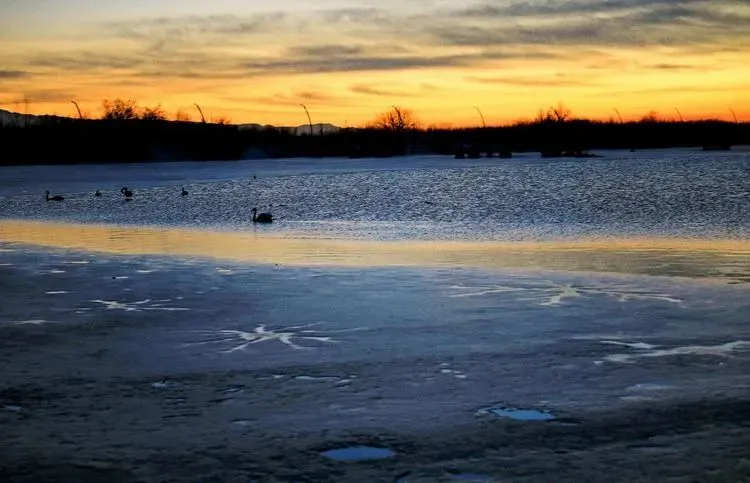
[2,219,750,282]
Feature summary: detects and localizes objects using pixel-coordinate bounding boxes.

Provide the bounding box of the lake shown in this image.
[1,149,750,482]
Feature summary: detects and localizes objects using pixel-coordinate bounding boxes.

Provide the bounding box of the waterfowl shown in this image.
[181,186,188,196]
[252,208,273,223]
[45,190,64,201]
[95,190,102,197]
[120,187,133,198]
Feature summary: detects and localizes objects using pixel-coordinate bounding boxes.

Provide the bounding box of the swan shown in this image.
[120,187,133,198]
[95,190,102,197]
[181,186,188,196]
[252,208,273,223]
[45,191,64,201]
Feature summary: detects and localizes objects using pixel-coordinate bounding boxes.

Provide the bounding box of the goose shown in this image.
[181,186,188,196]
[120,187,133,198]
[45,190,64,201]
[94,190,102,197]
[252,208,273,223]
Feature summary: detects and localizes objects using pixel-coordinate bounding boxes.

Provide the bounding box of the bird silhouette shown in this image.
[252,208,273,223]
[45,190,64,201]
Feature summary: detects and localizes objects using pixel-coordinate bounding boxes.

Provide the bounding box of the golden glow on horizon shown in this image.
[2,220,750,281]
[1,1,749,126]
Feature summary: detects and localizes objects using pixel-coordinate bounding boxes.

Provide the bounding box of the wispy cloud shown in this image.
[350,84,417,97]
[0,70,29,79]
[11,1,747,82]
[466,75,595,87]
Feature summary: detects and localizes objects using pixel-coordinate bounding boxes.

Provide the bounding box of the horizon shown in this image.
[1,1,749,127]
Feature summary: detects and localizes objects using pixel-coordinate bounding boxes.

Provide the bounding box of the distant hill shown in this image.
[0,108,341,134]
[0,108,67,127]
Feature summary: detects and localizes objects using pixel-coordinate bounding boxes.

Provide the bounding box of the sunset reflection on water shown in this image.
[2,219,750,282]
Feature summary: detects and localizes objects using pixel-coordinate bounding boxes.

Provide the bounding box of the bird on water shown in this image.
[95,190,102,197]
[45,190,64,201]
[252,208,273,223]
[120,187,133,199]
[181,186,188,196]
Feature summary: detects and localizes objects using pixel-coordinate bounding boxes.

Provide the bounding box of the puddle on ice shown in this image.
[478,406,556,421]
[45,291,70,295]
[231,419,253,427]
[151,380,177,389]
[321,446,396,462]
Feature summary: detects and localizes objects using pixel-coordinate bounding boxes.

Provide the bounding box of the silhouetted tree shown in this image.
[213,115,232,125]
[140,104,167,121]
[102,98,138,120]
[640,111,660,123]
[371,106,419,131]
[536,102,572,123]
[174,110,191,122]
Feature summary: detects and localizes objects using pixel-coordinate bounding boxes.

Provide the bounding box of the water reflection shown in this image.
[2,220,750,281]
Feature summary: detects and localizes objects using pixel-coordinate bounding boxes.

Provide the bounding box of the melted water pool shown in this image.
[321,446,396,461]
[479,407,556,421]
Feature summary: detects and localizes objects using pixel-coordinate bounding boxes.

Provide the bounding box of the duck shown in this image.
[181,186,188,196]
[45,190,64,201]
[94,190,102,197]
[120,187,133,198]
[252,208,273,223]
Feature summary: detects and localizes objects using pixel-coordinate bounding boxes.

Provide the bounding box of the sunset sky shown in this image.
[1,0,748,126]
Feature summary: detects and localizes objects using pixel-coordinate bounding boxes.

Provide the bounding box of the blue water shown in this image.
[1,148,749,241]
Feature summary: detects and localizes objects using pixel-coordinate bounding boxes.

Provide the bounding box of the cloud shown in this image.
[0,70,29,79]
[288,45,366,58]
[648,63,700,70]
[350,84,417,97]
[225,90,343,107]
[427,0,750,49]
[7,1,750,84]
[466,76,595,87]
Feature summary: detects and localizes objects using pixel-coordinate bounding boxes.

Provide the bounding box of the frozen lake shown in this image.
[1,150,750,482]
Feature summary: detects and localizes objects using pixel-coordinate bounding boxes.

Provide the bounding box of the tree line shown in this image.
[0,100,747,165]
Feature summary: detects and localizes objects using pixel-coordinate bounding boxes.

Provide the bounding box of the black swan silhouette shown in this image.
[120,187,133,198]
[94,190,102,197]
[45,190,64,201]
[181,186,188,196]
[252,208,273,223]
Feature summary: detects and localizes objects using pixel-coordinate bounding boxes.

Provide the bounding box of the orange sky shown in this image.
[1,0,749,127]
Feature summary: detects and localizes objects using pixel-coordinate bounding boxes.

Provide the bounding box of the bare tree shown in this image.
[140,104,167,121]
[212,115,232,125]
[194,103,206,123]
[102,98,139,120]
[174,110,191,122]
[640,111,660,123]
[71,100,84,119]
[371,106,419,131]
